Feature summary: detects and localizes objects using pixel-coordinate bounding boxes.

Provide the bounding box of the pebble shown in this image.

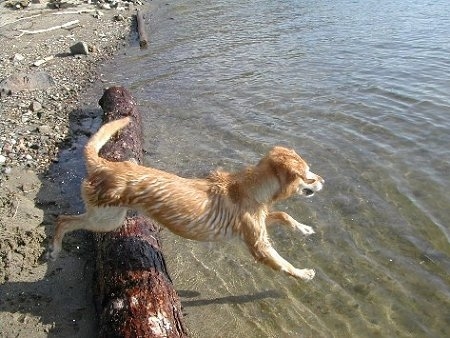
[0,154,6,164]
[37,125,52,135]
[29,101,42,112]
[93,10,104,19]
[2,143,13,153]
[114,14,125,22]
[33,56,54,67]
[70,41,90,55]
[12,53,25,62]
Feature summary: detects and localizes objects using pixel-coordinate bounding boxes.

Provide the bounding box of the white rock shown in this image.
[29,100,42,112]
[13,53,25,62]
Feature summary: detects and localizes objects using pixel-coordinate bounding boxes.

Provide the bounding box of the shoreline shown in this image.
[0,0,140,172]
[0,1,152,336]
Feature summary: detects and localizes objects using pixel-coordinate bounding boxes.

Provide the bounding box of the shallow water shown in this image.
[104,0,450,336]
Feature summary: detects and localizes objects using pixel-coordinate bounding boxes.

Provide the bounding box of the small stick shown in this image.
[0,13,42,28]
[52,9,97,15]
[11,198,19,218]
[136,10,148,49]
[17,19,79,37]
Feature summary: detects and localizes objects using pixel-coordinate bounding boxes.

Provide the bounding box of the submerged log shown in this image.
[136,10,149,49]
[94,86,187,337]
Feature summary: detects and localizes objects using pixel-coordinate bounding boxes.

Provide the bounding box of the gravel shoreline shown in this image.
[0,1,150,336]
[0,0,140,172]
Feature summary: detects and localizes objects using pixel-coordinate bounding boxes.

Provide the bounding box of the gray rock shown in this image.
[29,101,42,112]
[37,125,52,135]
[70,42,90,55]
[114,14,125,22]
[2,143,14,154]
[0,72,55,96]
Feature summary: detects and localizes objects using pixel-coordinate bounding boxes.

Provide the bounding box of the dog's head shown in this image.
[261,146,324,201]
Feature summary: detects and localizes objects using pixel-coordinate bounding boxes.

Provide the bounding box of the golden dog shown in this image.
[48,117,324,280]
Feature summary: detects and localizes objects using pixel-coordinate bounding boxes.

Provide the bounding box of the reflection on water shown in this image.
[105,0,450,336]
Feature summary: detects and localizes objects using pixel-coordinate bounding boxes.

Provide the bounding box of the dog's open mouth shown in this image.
[302,188,315,197]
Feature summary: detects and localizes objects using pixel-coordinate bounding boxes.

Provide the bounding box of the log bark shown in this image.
[94,86,187,338]
[136,10,149,49]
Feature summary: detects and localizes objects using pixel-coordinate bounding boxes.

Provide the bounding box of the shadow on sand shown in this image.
[0,105,102,337]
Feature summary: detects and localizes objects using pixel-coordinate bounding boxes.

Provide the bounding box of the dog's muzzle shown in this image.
[300,176,324,198]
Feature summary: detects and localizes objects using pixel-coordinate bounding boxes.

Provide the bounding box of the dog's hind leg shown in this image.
[48,206,127,260]
[245,238,315,280]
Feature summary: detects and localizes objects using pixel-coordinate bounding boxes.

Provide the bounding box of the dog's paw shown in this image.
[295,222,315,236]
[293,268,315,281]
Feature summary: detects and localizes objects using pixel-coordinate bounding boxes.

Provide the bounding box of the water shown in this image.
[104,0,450,336]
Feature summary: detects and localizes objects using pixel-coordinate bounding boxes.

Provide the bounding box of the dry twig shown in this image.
[16,19,80,38]
[52,9,97,15]
[0,13,42,28]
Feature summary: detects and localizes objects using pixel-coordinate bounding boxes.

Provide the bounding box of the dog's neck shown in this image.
[210,164,281,205]
[237,165,280,205]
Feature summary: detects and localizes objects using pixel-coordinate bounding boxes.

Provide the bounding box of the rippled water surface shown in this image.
[105,0,450,336]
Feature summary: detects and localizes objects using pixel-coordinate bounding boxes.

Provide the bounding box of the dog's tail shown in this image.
[84,117,131,170]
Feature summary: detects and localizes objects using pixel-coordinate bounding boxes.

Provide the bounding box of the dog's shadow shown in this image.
[178,289,283,307]
[0,106,103,337]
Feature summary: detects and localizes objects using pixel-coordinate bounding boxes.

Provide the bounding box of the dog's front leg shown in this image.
[266,211,315,235]
[246,238,315,280]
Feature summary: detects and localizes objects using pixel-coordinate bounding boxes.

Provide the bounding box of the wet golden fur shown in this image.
[49,117,324,280]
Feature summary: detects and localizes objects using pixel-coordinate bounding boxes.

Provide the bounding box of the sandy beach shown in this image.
[0,1,150,336]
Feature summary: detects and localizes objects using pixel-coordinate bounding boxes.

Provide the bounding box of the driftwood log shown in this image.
[94,86,187,337]
[136,10,149,49]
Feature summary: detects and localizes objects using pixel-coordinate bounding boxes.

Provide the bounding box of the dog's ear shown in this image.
[267,147,304,183]
[272,158,302,183]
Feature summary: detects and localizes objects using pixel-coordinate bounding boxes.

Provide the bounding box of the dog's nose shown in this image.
[314,176,324,192]
[313,174,324,184]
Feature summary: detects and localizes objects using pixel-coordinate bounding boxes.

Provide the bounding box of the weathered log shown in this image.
[94,86,187,338]
[136,10,149,49]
